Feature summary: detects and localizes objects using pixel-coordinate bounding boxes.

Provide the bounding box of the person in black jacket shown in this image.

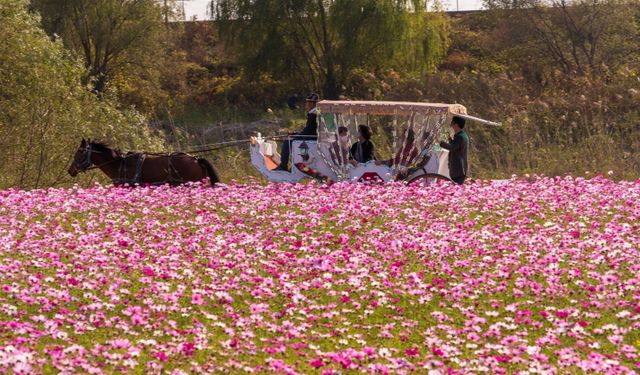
[349,125,375,165]
[439,116,469,185]
[275,93,320,171]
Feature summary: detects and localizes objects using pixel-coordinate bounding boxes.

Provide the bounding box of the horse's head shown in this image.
[68,139,92,177]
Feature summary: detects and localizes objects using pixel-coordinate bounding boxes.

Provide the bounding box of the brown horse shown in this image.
[68,139,220,186]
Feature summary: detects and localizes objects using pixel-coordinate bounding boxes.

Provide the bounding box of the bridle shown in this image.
[78,143,94,170]
[76,143,118,173]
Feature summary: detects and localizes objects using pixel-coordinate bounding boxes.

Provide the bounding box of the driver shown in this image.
[275,93,320,171]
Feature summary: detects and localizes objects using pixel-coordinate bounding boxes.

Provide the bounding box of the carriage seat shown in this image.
[259,141,281,170]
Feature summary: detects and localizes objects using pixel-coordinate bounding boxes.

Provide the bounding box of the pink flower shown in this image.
[405,348,419,357]
[181,342,195,356]
[608,335,623,345]
[0,178,638,372]
[309,357,324,368]
[191,293,204,305]
[142,267,155,277]
[374,363,389,374]
[363,347,377,359]
[154,351,168,362]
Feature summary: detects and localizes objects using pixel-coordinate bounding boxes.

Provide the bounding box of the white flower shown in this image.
[526,346,540,355]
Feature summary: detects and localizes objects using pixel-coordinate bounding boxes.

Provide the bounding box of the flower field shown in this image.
[0,177,639,374]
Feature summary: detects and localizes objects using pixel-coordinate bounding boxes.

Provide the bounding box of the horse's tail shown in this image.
[197,157,220,186]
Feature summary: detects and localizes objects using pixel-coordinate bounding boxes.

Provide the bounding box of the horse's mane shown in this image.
[89,140,123,158]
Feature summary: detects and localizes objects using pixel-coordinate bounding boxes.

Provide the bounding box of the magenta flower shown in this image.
[310,357,324,368]
[142,267,155,277]
[154,351,168,362]
[495,355,512,363]
[405,348,419,357]
[0,177,638,373]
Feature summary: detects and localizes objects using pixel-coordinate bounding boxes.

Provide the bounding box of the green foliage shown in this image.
[0,0,165,189]
[393,11,450,74]
[213,0,449,99]
[30,0,184,113]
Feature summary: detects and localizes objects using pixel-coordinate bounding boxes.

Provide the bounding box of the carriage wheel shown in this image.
[406,173,454,187]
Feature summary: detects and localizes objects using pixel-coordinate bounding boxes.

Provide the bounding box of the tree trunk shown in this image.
[323,67,339,100]
[317,0,339,100]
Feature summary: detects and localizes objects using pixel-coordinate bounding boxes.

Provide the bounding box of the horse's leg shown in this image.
[196,158,219,185]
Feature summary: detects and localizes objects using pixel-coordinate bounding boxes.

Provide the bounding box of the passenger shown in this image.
[275,93,320,171]
[349,125,375,166]
[439,116,469,185]
[330,126,350,165]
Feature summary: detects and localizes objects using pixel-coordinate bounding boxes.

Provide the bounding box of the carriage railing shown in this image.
[317,106,455,181]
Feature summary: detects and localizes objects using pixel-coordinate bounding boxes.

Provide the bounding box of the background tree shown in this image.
[29,0,185,113]
[0,0,165,189]
[212,0,449,99]
[483,0,639,77]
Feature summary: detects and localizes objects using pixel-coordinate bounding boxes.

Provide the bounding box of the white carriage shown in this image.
[250,100,500,184]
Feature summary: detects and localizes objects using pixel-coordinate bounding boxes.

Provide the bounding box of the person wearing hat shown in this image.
[439,116,469,185]
[275,93,320,171]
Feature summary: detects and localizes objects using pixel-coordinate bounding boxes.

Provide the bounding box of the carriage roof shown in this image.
[316,100,466,116]
[316,100,501,126]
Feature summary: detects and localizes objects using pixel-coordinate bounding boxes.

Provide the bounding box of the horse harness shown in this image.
[114,153,147,186]
[114,152,187,186]
[81,144,189,186]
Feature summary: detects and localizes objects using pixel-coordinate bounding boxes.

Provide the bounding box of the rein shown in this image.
[79,145,118,172]
[84,161,116,171]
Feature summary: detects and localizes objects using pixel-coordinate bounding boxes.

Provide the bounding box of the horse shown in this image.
[68,139,220,186]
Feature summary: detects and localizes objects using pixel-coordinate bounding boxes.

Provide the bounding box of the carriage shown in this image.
[68,100,499,186]
[250,100,500,184]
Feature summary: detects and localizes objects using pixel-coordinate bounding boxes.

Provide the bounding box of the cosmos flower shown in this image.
[0,176,637,373]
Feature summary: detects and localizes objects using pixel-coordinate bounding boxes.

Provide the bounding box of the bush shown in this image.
[0,0,165,189]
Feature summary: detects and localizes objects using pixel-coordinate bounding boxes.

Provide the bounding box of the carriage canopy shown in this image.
[317,100,467,116]
[315,100,499,181]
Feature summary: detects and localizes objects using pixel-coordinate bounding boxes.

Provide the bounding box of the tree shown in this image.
[30,0,177,101]
[0,0,165,189]
[484,0,640,76]
[212,0,448,99]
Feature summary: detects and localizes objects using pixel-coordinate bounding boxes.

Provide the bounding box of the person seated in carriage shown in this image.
[349,125,375,166]
[275,93,320,172]
[330,126,351,165]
